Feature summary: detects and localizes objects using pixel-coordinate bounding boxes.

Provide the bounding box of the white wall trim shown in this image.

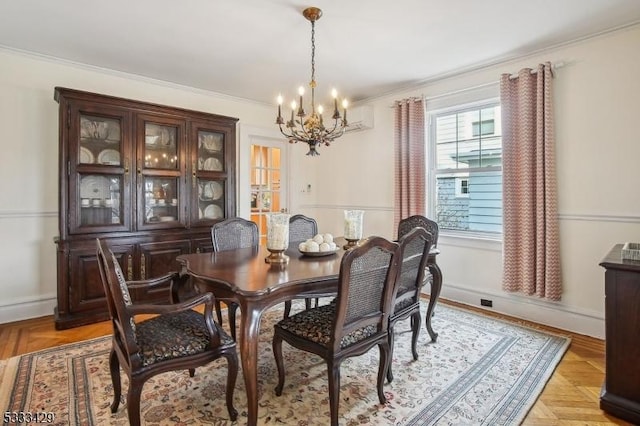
[0,210,57,219]
[300,204,393,212]
[0,295,57,324]
[559,213,640,224]
[436,282,605,339]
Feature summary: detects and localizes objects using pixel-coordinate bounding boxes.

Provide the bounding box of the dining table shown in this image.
[175,238,442,426]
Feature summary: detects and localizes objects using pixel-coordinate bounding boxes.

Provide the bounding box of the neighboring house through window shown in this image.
[427,100,502,235]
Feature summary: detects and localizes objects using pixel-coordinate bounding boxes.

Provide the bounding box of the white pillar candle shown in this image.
[267,213,291,250]
[344,210,364,239]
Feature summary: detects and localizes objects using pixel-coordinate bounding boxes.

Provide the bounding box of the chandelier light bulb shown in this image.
[317,105,323,114]
[277,95,283,105]
[331,88,338,98]
[298,86,305,96]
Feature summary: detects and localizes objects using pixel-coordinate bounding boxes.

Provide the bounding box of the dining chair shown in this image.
[272,236,400,426]
[397,214,442,341]
[210,217,260,339]
[387,226,433,383]
[96,238,238,426]
[284,214,326,316]
[397,215,439,247]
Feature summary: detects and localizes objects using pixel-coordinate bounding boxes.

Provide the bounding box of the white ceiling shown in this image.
[1,0,639,106]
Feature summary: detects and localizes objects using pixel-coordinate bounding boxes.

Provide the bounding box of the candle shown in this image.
[276,94,283,121]
[344,210,364,239]
[267,213,291,251]
[268,224,287,250]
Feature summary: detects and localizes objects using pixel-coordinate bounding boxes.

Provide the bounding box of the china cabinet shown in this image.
[54,87,237,329]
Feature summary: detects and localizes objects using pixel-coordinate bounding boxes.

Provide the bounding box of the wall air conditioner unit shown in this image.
[344,105,374,132]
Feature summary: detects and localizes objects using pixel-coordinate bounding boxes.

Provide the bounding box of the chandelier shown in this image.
[275,7,348,156]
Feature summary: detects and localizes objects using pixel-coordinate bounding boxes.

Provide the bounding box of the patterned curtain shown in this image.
[500,62,562,301]
[393,98,425,236]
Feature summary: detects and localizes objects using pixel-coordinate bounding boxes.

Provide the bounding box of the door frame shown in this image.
[238,124,290,220]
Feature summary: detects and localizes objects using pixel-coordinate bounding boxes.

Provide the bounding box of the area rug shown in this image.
[0,301,569,425]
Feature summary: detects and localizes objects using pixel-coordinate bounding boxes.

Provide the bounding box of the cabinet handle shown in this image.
[192,162,197,187]
[124,158,129,174]
[140,253,146,280]
[137,159,142,175]
[127,254,133,281]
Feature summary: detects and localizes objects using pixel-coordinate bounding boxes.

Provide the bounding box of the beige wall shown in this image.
[2,24,639,337]
[0,49,278,322]
[300,24,640,338]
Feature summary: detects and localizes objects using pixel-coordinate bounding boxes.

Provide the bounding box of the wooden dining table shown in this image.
[176,239,442,426]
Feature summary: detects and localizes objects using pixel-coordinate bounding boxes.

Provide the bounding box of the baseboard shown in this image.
[0,297,56,324]
[433,283,605,339]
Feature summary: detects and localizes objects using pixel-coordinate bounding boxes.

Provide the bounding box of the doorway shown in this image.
[250,141,288,245]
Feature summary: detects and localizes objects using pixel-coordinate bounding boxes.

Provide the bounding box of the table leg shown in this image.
[425,261,442,342]
[239,303,263,426]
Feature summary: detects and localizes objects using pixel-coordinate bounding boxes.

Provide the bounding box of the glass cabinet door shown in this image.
[69,107,131,234]
[79,115,122,166]
[136,115,187,230]
[191,122,232,225]
[143,123,179,170]
[197,130,225,172]
[79,174,123,226]
[197,178,226,220]
[142,176,181,225]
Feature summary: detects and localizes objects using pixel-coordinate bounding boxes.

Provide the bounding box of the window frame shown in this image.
[426,97,503,240]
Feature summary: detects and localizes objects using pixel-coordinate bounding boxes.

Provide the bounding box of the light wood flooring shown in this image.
[0,298,632,425]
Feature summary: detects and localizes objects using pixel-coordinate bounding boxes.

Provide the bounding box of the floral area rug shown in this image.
[0,301,569,425]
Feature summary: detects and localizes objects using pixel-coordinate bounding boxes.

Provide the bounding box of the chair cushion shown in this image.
[136,310,233,367]
[276,303,377,349]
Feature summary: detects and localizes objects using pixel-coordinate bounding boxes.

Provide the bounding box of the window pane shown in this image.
[431,103,502,234]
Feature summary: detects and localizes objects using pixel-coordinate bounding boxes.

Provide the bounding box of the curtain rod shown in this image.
[508,61,565,79]
[390,61,566,107]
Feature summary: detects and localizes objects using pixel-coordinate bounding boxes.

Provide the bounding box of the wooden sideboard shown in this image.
[599,244,640,424]
[54,87,238,329]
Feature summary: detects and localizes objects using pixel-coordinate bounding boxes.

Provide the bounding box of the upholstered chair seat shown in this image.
[136,310,234,367]
[277,303,377,348]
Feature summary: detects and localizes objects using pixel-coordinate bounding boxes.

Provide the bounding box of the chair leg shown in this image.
[327,360,341,426]
[283,300,292,318]
[109,348,121,413]
[215,300,224,324]
[411,311,422,361]
[386,327,395,383]
[126,378,144,426]
[224,352,239,421]
[272,333,285,396]
[377,343,390,405]
[227,303,238,341]
[305,298,312,310]
[188,368,195,377]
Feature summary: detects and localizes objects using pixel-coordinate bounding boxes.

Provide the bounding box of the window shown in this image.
[455,177,469,198]
[428,101,502,235]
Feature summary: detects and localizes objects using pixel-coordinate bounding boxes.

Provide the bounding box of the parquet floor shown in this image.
[0,299,632,425]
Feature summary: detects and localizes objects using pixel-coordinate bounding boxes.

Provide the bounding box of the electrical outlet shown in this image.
[480,298,493,308]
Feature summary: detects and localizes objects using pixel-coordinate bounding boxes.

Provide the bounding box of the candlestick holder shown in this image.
[343,209,364,250]
[265,248,290,264]
[265,213,291,264]
[343,237,360,250]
